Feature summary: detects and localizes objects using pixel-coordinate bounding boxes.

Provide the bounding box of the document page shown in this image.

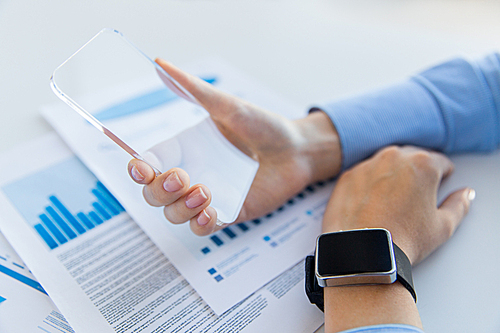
[42,58,332,314]
[0,133,324,333]
[0,231,74,333]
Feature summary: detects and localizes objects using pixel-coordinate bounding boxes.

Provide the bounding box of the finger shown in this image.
[399,146,455,180]
[189,206,219,236]
[163,184,211,224]
[155,58,235,118]
[155,67,194,103]
[128,159,156,185]
[436,187,476,242]
[427,150,455,180]
[189,207,238,236]
[142,168,190,207]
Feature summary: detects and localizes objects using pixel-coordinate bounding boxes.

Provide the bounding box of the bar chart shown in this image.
[200,179,331,283]
[33,182,124,249]
[198,179,331,257]
[2,157,125,250]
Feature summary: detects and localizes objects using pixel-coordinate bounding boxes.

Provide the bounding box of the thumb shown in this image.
[155,58,236,119]
[436,187,475,242]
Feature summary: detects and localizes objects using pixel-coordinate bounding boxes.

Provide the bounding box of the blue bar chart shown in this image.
[200,179,332,283]
[2,157,125,250]
[33,182,125,250]
[198,179,332,258]
[200,224,251,256]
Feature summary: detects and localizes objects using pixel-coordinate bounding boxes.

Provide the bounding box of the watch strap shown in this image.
[305,255,324,312]
[393,243,417,303]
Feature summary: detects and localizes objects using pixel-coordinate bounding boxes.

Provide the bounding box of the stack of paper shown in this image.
[0,59,325,332]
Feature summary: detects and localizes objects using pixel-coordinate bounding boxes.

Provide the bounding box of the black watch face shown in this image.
[317,229,394,277]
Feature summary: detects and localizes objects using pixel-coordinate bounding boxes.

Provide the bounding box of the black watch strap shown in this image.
[393,243,417,303]
[305,243,416,312]
[305,255,324,312]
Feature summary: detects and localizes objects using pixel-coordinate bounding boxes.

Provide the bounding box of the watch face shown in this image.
[316,229,394,278]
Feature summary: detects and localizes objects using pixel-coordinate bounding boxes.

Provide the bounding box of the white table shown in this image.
[1,1,500,332]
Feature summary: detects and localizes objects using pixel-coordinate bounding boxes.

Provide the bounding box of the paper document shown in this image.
[42,58,331,314]
[0,133,324,333]
[0,231,74,333]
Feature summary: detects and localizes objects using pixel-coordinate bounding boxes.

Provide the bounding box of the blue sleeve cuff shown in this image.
[314,79,447,169]
[412,54,499,153]
[314,53,500,170]
[338,324,424,333]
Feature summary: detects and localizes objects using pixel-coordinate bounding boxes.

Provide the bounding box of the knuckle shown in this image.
[462,196,471,216]
[142,186,162,207]
[378,146,401,159]
[411,151,439,178]
[143,185,172,207]
[163,205,189,224]
[142,175,187,207]
[456,194,470,220]
[339,168,353,181]
[338,167,359,184]
[442,220,456,239]
[190,217,216,236]
[439,213,459,240]
[411,150,433,167]
[373,146,402,167]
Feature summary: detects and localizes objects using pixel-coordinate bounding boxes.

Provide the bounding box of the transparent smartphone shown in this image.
[50,28,259,224]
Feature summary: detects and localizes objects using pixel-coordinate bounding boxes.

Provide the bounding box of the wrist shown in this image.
[306,228,419,328]
[294,111,342,184]
[324,282,422,333]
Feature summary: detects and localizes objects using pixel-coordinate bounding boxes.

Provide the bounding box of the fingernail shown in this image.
[131,166,144,182]
[186,187,208,208]
[197,209,211,226]
[163,172,183,192]
[467,188,476,201]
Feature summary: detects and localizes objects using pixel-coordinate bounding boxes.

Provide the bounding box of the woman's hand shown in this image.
[128,58,341,235]
[322,145,474,265]
[321,145,475,332]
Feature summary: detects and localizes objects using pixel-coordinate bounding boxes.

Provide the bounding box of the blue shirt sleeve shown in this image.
[315,53,500,170]
[338,324,424,333]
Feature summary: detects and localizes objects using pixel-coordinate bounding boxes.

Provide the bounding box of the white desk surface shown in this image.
[1,1,500,332]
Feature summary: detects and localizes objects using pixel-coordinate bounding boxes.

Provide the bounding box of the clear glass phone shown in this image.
[50,28,259,224]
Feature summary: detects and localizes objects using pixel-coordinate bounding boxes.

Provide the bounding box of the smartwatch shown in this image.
[305,228,416,312]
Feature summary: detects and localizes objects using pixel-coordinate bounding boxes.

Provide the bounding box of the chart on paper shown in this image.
[0,232,46,294]
[168,181,329,288]
[0,231,75,333]
[42,58,324,315]
[0,134,324,333]
[180,183,329,260]
[2,158,125,250]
